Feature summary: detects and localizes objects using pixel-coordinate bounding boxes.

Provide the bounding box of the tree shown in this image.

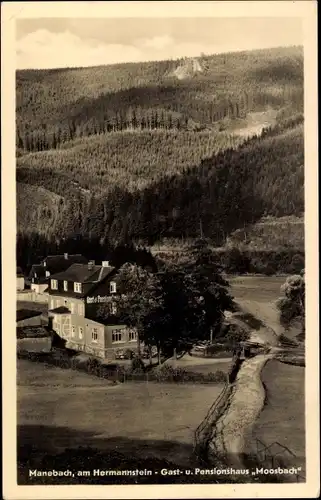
[98,263,163,359]
[97,251,235,364]
[276,272,305,335]
[185,239,236,342]
[223,246,251,274]
[152,268,206,358]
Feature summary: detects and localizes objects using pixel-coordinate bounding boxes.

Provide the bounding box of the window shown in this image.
[112,329,123,343]
[50,299,55,309]
[32,278,34,283]
[63,280,68,291]
[71,326,76,338]
[78,303,84,315]
[51,279,58,290]
[111,302,117,315]
[79,327,83,340]
[110,281,117,294]
[129,330,138,341]
[54,323,60,334]
[45,271,50,277]
[34,272,37,278]
[74,282,82,293]
[70,302,75,314]
[92,328,98,342]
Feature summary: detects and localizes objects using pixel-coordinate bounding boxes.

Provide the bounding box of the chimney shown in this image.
[102,261,109,268]
[64,253,68,260]
[88,260,95,270]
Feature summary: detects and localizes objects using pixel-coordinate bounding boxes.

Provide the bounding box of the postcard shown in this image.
[2,1,319,498]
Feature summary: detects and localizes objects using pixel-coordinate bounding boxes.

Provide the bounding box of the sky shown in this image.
[16,17,303,70]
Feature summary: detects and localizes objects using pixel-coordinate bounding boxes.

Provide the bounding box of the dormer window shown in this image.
[63,280,68,292]
[74,282,82,293]
[110,281,117,294]
[51,279,58,290]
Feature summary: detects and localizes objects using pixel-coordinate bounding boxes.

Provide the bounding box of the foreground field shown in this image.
[18,360,223,468]
[245,359,305,478]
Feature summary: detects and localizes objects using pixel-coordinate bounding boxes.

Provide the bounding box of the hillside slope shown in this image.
[17,183,66,236]
[16,46,304,247]
[227,216,304,251]
[16,46,303,152]
[16,129,244,194]
[17,118,304,244]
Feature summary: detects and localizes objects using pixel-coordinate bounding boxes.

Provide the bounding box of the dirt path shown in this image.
[234,299,282,346]
[240,299,284,337]
[208,353,273,467]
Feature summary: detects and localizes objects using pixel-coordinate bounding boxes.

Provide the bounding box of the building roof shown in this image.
[29,255,88,281]
[17,309,42,322]
[17,326,52,339]
[29,264,47,283]
[43,254,87,272]
[48,306,71,314]
[50,263,115,284]
[17,267,24,277]
[48,263,117,298]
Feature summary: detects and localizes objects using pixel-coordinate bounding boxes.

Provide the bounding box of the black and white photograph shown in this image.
[2,1,319,498]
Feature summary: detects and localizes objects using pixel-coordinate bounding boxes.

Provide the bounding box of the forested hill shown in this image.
[16,45,303,152]
[16,46,304,248]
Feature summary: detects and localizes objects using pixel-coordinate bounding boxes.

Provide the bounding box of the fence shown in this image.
[193,380,232,463]
[193,356,243,460]
[16,350,227,384]
[255,438,306,483]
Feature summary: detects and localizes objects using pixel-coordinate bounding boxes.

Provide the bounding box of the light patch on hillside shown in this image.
[172,57,204,80]
[227,216,304,251]
[17,182,65,235]
[231,109,278,138]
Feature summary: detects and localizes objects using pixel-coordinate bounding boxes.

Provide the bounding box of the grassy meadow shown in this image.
[18,359,223,469]
[245,358,305,479]
[229,275,285,303]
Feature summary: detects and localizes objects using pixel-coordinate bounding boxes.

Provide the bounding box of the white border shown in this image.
[2,2,319,498]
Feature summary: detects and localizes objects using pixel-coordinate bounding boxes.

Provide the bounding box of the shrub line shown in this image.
[17,349,228,384]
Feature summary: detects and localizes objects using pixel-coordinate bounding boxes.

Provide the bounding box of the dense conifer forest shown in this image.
[16,45,304,268]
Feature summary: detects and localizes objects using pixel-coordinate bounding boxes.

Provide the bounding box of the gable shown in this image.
[84,268,120,299]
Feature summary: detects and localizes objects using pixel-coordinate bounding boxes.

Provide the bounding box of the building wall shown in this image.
[31,283,48,294]
[49,308,138,360]
[17,277,25,291]
[84,279,120,319]
[49,279,138,359]
[49,295,85,316]
[104,325,138,349]
[17,291,49,303]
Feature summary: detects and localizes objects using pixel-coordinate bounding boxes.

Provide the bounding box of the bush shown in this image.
[222,247,251,274]
[86,357,100,375]
[17,349,227,384]
[154,364,227,383]
[131,356,145,372]
[289,254,305,274]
